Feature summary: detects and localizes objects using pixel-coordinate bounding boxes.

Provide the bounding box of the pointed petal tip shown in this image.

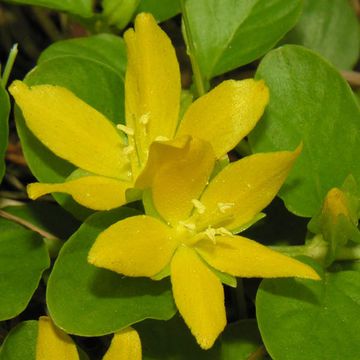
[27,182,48,200]
[135,12,156,26]
[296,266,321,281]
[8,80,29,97]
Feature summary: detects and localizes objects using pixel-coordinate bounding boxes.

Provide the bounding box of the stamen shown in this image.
[191,199,206,214]
[216,227,234,237]
[217,202,235,214]
[205,227,217,244]
[155,136,170,142]
[123,145,134,155]
[117,124,134,136]
[139,112,150,125]
[179,221,196,231]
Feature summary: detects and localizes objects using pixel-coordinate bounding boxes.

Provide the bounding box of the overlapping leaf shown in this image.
[183,0,302,81]
[249,45,360,217]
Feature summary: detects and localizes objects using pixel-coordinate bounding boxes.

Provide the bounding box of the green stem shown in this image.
[271,234,360,263]
[1,43,18,88]
[180,0,207,97]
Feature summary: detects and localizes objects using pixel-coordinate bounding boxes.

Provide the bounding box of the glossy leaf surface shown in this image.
[183,0,302,80]
[257,268,360,360]
[284,0,360,69]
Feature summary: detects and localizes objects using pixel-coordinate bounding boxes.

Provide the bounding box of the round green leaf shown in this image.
[0,321,37,360]
[0,219,50,320]
[4,0,93,17]
[38,34,127,76]
[256,269,360,360]
[284,0,360,69]
[137,0,180,22]
[183,0,302,80]
[47,207,176,336]
[221,320,263,359]
[249,45,360,217]
[15,54,125,219]
[137,316,263,359]
[0,85,9,183]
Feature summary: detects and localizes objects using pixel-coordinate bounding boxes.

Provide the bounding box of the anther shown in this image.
[217,202,235,214]
[216,227,234,237]
[139,112,150,125]
[117,124,134,136]
[123,145,134,155]
[205,227,217,244]
[191,199,206,214]
[179,221,196,231]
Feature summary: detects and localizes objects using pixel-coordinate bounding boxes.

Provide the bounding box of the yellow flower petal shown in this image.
[152,138,215,226]
[135,136,191,189]
[88,215,177,277]
[102,327,141,360]
[197,146,301,231]
[170,246,226,349]
[196,236,320,280]
[124,13,181,165]
[27,176,131,211]
[177,79,269,158]
[9,81,130,180]
[36,316,79,360]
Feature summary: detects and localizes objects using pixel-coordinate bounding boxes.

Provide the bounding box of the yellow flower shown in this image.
[36,316,141,360]
[9,13,268,210]
[88,137,320,350]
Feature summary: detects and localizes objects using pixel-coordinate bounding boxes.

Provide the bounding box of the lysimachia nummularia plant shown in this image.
[0,0,360,359]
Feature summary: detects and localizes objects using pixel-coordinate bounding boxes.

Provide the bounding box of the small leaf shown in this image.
[0,321,37,360]
[46,207,176,336]
[183,0,302,80]
[284,0,360,69]
[0,84,10,183]
[4,0,93,17]
[102,0,140,29]
[0,219,50,320]
[136,0,180,22]
[249,45,360,217]
[256,267,360,360]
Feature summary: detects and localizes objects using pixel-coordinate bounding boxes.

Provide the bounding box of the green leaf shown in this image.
[38,34,127,76]
[0,219,50,320]
[46,207,176,336]
[4,0,93,17]
[15,52,125,219]
[102,0,140,29]
[256,268,360,360]
[137,316,263,359]
[0,84,10,183]
[249,45,360,217]
[284,0,360,69]
[137,0,180,22]
[221,320,264,360]
[183,0,302,80]
[0,321,37,360]
[3,202,80,239]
